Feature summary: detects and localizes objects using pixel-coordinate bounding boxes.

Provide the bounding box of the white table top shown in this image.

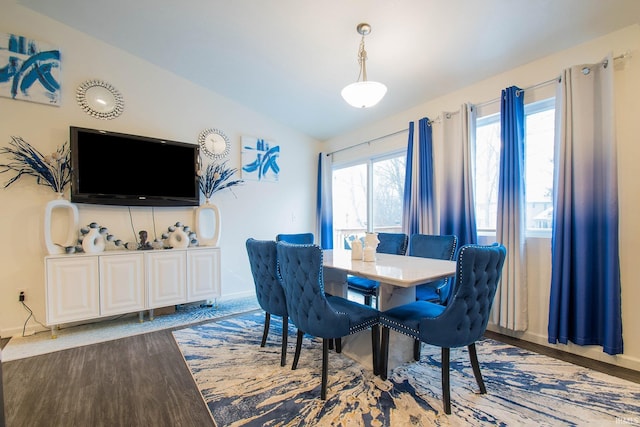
[322,249,456,288]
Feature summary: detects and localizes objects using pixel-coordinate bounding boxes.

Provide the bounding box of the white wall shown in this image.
[325,25,640,371]
[0,3,319,337]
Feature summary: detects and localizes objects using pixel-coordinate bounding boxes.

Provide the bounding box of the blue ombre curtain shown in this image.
[438,104,478,247]
[316,152,333,249]
[548,55,622,355]
[493,86,528,331]
[402,118,436,237]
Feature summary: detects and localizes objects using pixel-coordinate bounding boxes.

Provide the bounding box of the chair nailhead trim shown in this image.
[381,318,419,339]
[350,318,379,334]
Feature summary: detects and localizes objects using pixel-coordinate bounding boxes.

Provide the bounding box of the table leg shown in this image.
[323,266,348,297]
[340,282,417,371]
[378,284,416,370]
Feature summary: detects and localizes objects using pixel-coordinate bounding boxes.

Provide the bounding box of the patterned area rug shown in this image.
[2,296,260,361]
[173,311,640,426]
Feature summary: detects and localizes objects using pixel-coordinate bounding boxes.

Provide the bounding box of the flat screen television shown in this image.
[70,126,200,207]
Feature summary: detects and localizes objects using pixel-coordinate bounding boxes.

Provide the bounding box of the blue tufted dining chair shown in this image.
[347,232,408,307]
[276,233,314,244]
[409,234,458,305]
[379,243,507,414]
[246,238,290,367]
[276,242,380,400]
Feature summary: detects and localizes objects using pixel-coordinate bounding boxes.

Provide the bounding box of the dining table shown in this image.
[322,249,457,371]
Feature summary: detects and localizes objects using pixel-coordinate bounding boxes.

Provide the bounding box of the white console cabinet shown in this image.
[45,247,221,329]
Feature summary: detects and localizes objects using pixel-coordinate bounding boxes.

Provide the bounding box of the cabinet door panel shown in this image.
[147,251,187,308]
[100,254,145,316]
[187,248,221,301]
[46,258,99,325]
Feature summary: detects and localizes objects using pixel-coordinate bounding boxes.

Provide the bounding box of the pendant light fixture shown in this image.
[341,23,387,108]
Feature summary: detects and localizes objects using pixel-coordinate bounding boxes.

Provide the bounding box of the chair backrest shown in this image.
[408,234,457,259]
[376,232,409,255]
[420,243,507,348]
[409,234,458,303]
[276,233,314,244]
[276,242,349,338]
[245,238,287,317]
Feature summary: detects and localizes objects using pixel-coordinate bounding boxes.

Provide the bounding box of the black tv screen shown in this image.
[70,126,200,207]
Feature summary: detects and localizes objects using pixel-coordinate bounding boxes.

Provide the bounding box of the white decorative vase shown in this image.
[44,193,79,255]
[363,232,379,262]
[351,239,363,260]
[194,200,221,246]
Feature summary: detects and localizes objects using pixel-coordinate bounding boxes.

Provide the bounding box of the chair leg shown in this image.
[380,326,390,380]
[413,339,421,361]
[328,339,334,350]
[468,343,486,394]
[321,338,329,400]
[261,312,271,347]
[364,295,372,307]
[442,347,451,414]
[280,316,288,367]
[292,329,304,370]
[371,324,380,376]
[335,338,342,353]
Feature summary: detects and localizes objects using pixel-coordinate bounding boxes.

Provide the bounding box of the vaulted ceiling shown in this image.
[17,0,640,140]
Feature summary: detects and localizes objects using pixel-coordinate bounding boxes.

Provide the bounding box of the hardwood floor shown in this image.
[1,322,638,427]
[2,330,214,427]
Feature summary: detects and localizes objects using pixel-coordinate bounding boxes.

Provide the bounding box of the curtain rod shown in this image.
[474,53,629,109]
[327,128,409,156]
[429,109,461,125]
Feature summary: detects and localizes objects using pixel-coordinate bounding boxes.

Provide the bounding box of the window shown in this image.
[332,152,405,248]
[474,98,555,234]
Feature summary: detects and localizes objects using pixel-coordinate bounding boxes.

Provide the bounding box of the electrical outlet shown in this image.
[17,288,27,302]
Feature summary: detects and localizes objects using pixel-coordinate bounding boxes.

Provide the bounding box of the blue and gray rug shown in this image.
[173,311,640,426]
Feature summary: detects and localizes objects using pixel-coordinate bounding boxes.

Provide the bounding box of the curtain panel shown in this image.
[438,104,478,247]
[402,118,436,237]
[493,86,528,331]
[548,55,623,355]
[316,152,333,249]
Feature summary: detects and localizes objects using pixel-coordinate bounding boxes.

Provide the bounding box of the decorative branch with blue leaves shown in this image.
[0,136,71,193]
[198,161,244,200]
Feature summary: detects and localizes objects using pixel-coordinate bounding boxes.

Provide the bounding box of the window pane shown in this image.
[372,156,405,233]
[332,152,405,248]
[525,102,555,231]
[475,114,500,231]
[332,163,367,248]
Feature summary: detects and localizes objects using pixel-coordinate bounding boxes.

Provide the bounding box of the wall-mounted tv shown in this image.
[70,126,200,207]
